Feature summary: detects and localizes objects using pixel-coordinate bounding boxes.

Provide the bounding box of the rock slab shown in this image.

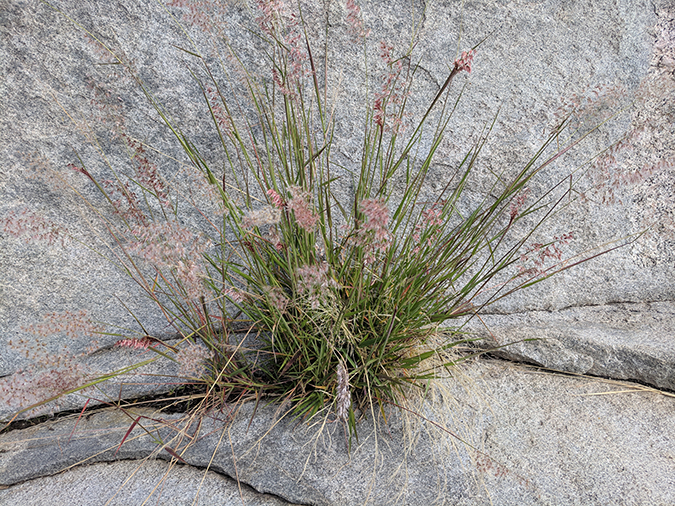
[467,301,675,391]
[1,360,673,506]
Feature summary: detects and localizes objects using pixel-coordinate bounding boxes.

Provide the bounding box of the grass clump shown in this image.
[2,0,642,443]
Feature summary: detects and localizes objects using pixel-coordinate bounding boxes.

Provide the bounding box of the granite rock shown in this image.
[1,360,673,505]
[0,460,297,506]
[466,301,675,391]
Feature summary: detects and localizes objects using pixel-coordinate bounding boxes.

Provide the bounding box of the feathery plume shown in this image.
[288,186,318,232]
[336,360,351,422]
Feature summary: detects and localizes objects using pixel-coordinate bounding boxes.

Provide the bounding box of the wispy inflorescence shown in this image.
[102,178,148,225]
[13,311,102,374]
[22,310,103,339]
[1,208,70,247]
[242,205,282,229]
[345,0,369,41]
[177,342,213,378]
[288,186,318,232]
[296,263,338,309]
[453,49,476,73]
[25,151,68,191]
[115,336,154,350]
[122,135,170,208]
[0,363,90,416]
[373,42,409,131]
[551,83,627,133]
[585,126,674,206]
[3,310,102,416]
[267,188,286,209]
[509,189,530,221]
[413,205,444,253]
[128,221,211,299]
[255,0,287,37]
[336,360,351,422]
[265,226,284,252]
[349,199,391,264]
[166,0,221,35]
[517,232,575,278]
[223,286,245,304]
[129,222,210,262]
[264,285,290,313]
[256,0,309,96]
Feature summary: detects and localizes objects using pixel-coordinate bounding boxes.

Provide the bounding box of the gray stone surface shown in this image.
[466,301,675,391]
[0,338,181,422]
[0,331,264,422]
[0,460,296,506]
[1,359,674,505]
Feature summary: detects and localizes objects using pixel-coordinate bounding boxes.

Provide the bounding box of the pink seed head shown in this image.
[336,361,351,422]
[288,186,318,232]
[454,49,476,74]
[267,188,286,208]
[115,337,153,350]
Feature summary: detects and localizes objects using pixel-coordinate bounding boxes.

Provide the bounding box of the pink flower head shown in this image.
[1,208,70,247]
[289,186,318,232]
[256,0,287,36]
[177,342,213,378]
[223,287,245,303]
[454,49,476,74]
[336,360,351,422]
[122,134,170,207]
[267,188,286,208]
[296,262,338,309]
[272,67,294,96]
[413,205,444,253]
[509,188,530,221]
[360,199,390,241]
[348,199,391,264]
[115,336,153,351]
[373,96,385,127]
[380,41,394,65]
[517,232,575,278]
[264,285,289,313]
[372,42,408,132]
[242,206,281,229]
[266,227,284,251]
[23,310,103,339]
[346,0,369,40]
